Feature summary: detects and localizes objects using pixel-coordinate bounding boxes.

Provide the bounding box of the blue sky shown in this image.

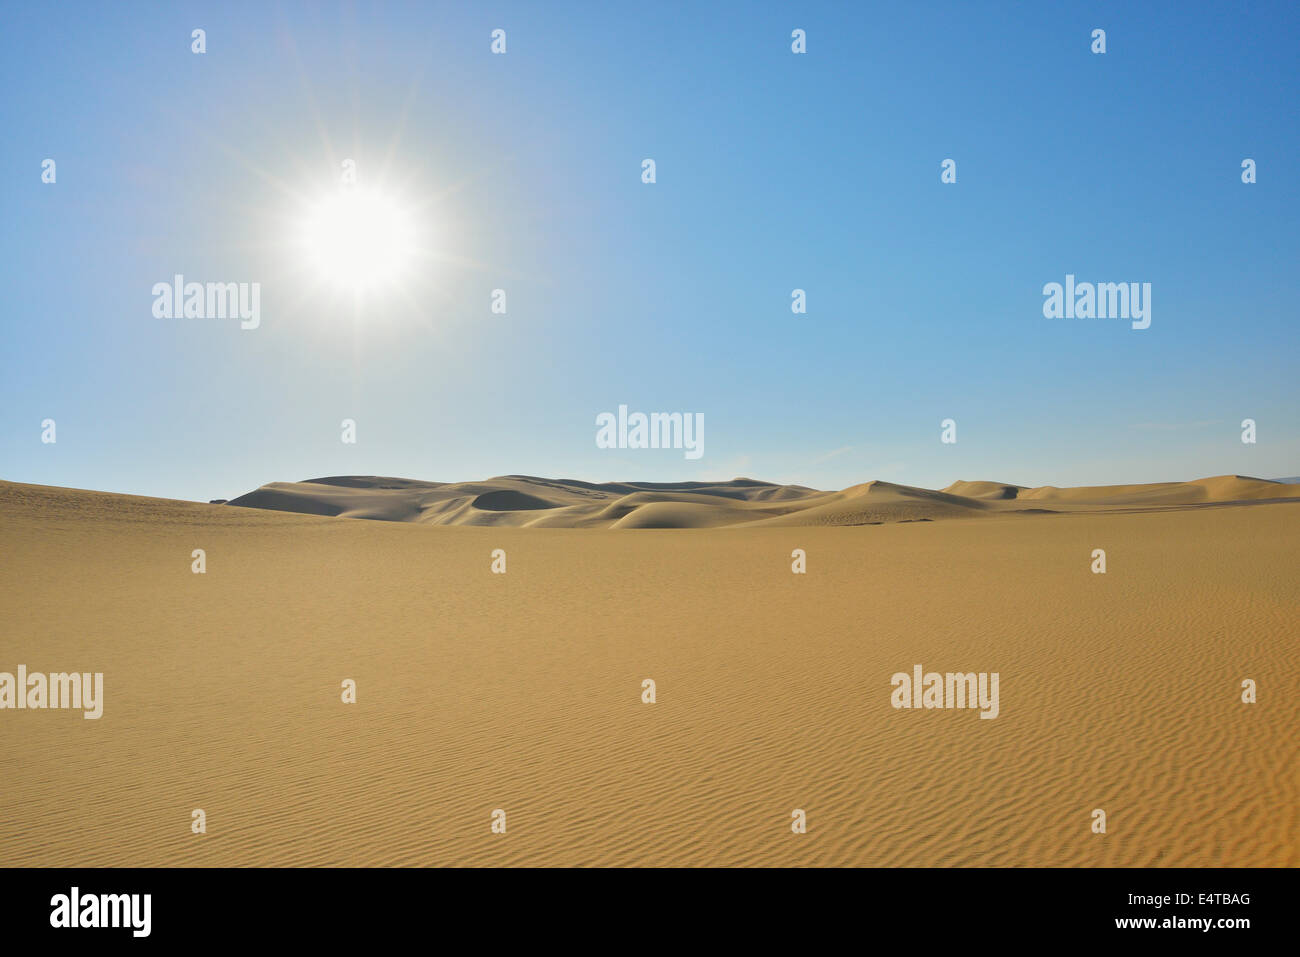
[2,0,1297,501]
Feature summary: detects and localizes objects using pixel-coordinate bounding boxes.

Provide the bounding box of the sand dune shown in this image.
[226,476,829,528]
[1015,475,1300,506]
[224,473,1300,528]
[942,480,1028,500]
[0,477,1295,867]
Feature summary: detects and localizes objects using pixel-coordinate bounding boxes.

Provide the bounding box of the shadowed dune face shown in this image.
[943,480,1026,500]
[470,490,561,512]
[222,474,1300,528]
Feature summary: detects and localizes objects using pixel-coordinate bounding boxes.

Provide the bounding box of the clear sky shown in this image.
[3,1,1297,502]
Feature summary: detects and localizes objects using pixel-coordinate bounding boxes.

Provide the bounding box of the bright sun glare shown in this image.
[300,187,417,292]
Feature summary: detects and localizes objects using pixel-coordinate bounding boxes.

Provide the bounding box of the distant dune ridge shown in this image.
[223,474,1300,528]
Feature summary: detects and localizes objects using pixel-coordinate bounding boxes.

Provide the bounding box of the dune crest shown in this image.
[221,473,1300,528]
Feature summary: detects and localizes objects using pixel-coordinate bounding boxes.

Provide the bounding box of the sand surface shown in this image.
[0,477,1296,866]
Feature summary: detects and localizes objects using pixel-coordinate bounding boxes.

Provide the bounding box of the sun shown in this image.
[298,186,418,292]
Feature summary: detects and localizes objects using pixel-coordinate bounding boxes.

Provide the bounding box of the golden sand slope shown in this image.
[225,473,1300,528]
[0,479,1295,867]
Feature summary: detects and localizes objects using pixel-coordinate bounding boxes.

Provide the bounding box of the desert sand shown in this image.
[0,475,1296,866]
